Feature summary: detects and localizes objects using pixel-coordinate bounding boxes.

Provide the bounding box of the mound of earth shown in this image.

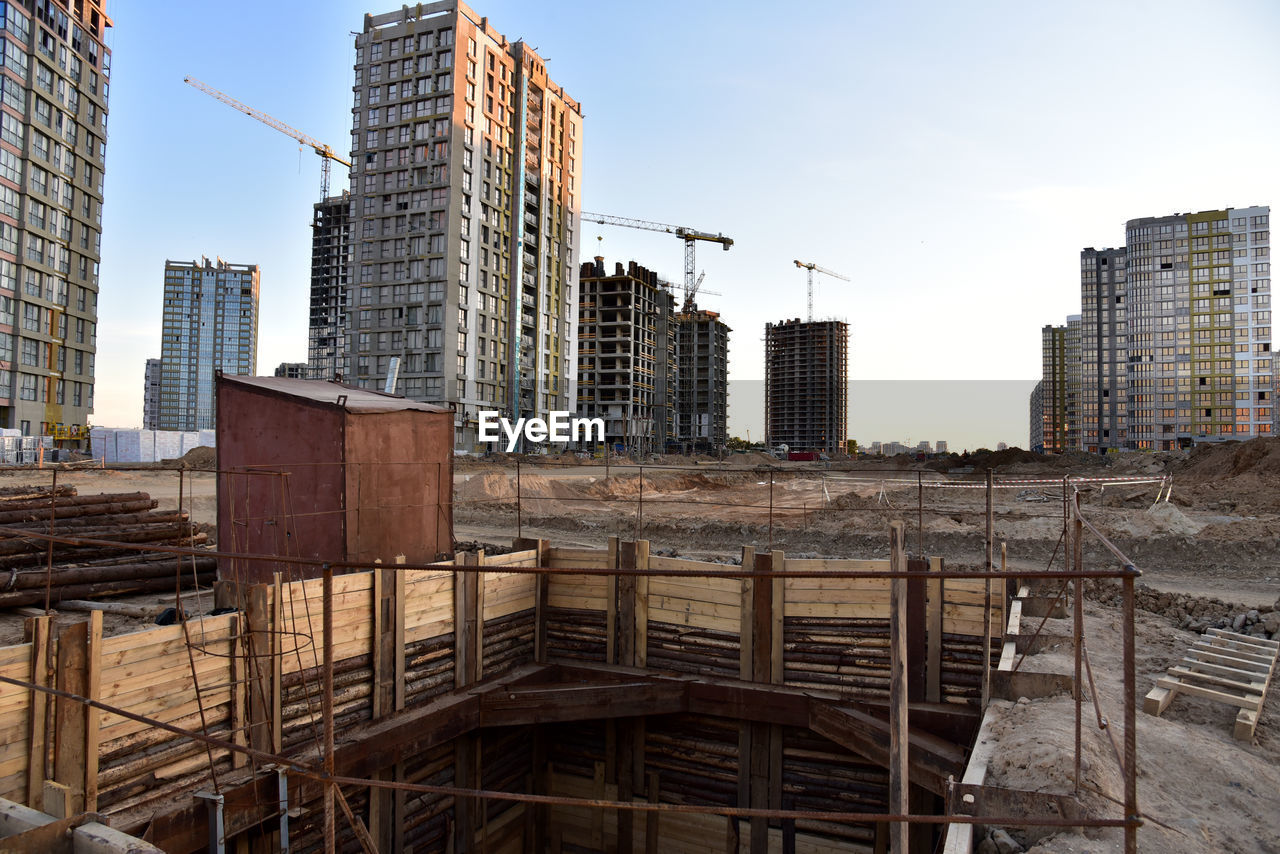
[1173,437,1280,483]
[164,445,215,469]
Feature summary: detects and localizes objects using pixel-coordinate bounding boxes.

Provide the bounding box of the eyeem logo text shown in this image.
[478,411,604,452]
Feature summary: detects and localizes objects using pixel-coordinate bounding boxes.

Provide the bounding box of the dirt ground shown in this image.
[988,602,1280,854]
[3,439,1278,851]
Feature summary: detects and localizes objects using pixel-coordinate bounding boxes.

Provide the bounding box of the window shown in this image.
[0,147,20,185]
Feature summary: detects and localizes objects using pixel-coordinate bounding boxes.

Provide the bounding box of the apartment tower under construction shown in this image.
[577,257,676,454]
[307,193,352,380]
[675,304,729,452]
[764,318,848,453]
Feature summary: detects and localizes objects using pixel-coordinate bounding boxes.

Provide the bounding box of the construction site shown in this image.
[0,376,1275,853]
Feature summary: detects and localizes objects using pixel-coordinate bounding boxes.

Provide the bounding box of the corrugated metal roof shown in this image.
[220,375,452,414]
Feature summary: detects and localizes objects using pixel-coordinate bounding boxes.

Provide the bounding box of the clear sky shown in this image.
[94,0,1280,448]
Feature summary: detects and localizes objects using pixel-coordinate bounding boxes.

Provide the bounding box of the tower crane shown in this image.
[793,260,851,322]
[581,212,733,310]
[184,76,351,200]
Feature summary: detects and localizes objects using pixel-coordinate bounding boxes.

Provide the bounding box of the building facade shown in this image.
[1036,318,1080,454]
[142,357,159,429]
[1080,247,1127,453]
[1125,207,1272,449]
[157,258,259,430]
[0,0,111,441]
[674,306,729,452]
[347,1,582,449]
[308,193,352,380]
[274,362,307,379]
[1028,380,1044,453]
[764,318,848,453]
[577,257,675,454]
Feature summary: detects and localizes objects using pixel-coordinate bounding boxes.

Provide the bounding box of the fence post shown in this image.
[888,521,909,854]
[982,471,994,708]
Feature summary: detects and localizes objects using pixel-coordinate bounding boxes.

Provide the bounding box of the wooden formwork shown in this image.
[0,538,1008,853]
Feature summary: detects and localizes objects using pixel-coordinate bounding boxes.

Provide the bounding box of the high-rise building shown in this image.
[577,257,676,454]
[1036,318,1080,453]
[158,258,259,430]
[0,1,111,442]
[274,362,307,379]
[1080,247,1127,453]
[1064,313,1082,451]
[764,318,848,453]
[142,357,160,429]
[1124,207,1272,449]
[347,2,582,448]
[1028,380,1044,453]
[308,193,352,380]
[1048,206,1273,453]
[674,306,729,452]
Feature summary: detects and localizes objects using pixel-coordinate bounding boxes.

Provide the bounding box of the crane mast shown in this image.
[184,76,352,199]
[793,259,851,322]
[581,211,733,310]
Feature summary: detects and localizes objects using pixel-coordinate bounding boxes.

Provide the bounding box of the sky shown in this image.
[93,0,1280,449]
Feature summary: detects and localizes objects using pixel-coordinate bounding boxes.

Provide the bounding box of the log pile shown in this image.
[0,485,213,609]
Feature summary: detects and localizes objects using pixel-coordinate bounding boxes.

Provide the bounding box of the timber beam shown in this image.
[126,661,977,852]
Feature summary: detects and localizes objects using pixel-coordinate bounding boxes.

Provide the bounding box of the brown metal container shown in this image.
[215,375,453,583]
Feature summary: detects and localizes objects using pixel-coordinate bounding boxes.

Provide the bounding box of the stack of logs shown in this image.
[0,484,214,608]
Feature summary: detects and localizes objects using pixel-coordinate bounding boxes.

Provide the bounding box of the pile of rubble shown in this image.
[1085,579,1278,640]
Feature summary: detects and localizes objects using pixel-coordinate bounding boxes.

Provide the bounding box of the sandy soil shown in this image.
[991,604,1280,854]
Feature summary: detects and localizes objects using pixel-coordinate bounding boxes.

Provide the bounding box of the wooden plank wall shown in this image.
[539,542,1010,853]
[0,641,32,802]
[0,538,1007,851]
[0,546,541,850]
[544,544,613,663]
[539,546,1004,704]
[96,615,238,815]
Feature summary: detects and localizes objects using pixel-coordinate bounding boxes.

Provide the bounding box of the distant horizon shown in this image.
[94,375,1036,454]
[728,379,1036,453]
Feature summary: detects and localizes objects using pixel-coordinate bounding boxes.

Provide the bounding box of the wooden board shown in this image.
[547,575,610,611]
[649,577,742,607]
[1145,628,1278,740]
[483,572,537,620]
[648,556,738,574]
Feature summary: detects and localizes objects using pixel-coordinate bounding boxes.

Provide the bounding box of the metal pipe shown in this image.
[176,467,186,619]
[1072,510,1084,796]
[982,470,993,708]
[0,523,1148,579]
[917,470,923,556]
[1081,643,1124,773]
[277,765,290,853]
[516,458,522,539]
[638,463,644,539]
[768,470,774,549]
[322,563,335,854]
[1123,571,1140,854]
[196,790,226,854]
[43,469,56,613]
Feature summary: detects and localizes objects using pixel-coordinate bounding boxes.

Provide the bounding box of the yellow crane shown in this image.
[794,259,851,322]
[184,76,351,200]
[581,212,733,310]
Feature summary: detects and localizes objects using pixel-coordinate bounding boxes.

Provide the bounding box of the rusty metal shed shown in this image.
[215,375,453,583]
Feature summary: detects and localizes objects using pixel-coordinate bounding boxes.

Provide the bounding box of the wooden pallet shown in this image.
[1144,628,1279,740]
